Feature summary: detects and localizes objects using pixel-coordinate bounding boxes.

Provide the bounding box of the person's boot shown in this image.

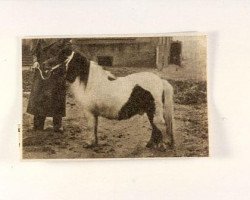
[33,115,46,131]
[53,116,63,133]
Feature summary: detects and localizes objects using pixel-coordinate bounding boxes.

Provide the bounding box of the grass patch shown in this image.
[168,80,207,105]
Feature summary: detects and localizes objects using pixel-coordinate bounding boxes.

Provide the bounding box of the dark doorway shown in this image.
[97,56,113,66]
[169,41,182,66]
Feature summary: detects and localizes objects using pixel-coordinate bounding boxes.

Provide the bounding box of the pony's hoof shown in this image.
[158,141,174,151]
[146,140,154,148]
[157,142,167,152]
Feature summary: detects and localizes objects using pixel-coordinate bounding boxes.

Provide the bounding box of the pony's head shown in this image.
[56,47,90,84]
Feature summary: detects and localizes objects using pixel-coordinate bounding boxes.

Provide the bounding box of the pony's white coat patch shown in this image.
[70,76,86,103]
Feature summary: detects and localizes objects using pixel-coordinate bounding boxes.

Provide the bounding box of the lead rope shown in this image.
[36,64,61,80]
[34,51,74,80]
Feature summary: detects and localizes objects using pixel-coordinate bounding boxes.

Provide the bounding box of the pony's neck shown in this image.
[70,76,87,102]
[87,62,110,86]
[70,60,113,93]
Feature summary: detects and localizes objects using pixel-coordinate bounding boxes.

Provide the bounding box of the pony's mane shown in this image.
[75,52,90,85]
[66,50,90,85]
[65,48,116,84]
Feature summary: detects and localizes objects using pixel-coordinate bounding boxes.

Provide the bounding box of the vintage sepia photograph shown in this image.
[22,34,208,159]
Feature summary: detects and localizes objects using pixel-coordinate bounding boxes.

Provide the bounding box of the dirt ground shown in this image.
[22,65,208,159]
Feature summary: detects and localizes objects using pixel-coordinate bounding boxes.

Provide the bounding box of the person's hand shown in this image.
[30,62,40,72]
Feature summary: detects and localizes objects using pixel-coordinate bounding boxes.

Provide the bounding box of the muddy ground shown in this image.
[22,65,208,159]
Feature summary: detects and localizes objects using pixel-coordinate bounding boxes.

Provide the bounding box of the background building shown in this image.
[22,36,206,81]
[22,37,173,69]
[72,37,173,69]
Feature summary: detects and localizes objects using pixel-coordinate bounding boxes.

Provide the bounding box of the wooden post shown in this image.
[156,37,172,70]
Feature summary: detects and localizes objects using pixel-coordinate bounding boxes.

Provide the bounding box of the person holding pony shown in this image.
[27,38,71,132]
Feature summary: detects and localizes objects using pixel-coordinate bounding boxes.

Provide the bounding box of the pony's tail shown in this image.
[162,80,175,147]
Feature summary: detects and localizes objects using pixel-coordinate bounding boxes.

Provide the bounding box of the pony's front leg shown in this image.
[83,111,98,148]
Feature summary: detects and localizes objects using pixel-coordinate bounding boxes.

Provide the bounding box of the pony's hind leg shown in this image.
[82,111,98,148]
[146,124,163,149]
[146,103,172,151]
[146,112,165,150]
[153,115,169,151]
[155,109,174,150]
[162,80,175,148]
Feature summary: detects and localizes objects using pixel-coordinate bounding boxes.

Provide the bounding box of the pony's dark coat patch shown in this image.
[66,52,90,85]
[118,85,155,120]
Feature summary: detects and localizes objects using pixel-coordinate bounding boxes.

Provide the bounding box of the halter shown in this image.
[36,64,61,80]
[36,52,74,80]
[65,51,75,71]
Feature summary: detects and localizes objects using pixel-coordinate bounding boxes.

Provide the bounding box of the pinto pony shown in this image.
[55,47,174,150]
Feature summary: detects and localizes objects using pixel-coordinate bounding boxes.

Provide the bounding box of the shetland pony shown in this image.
[57,48,174,150]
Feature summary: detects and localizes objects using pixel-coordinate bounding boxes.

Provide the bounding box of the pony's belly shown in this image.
[92,86,132,119]
[95,100,121,119]
[99,111,118,120]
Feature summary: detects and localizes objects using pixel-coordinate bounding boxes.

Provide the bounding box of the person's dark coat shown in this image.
[27,39,70,117]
